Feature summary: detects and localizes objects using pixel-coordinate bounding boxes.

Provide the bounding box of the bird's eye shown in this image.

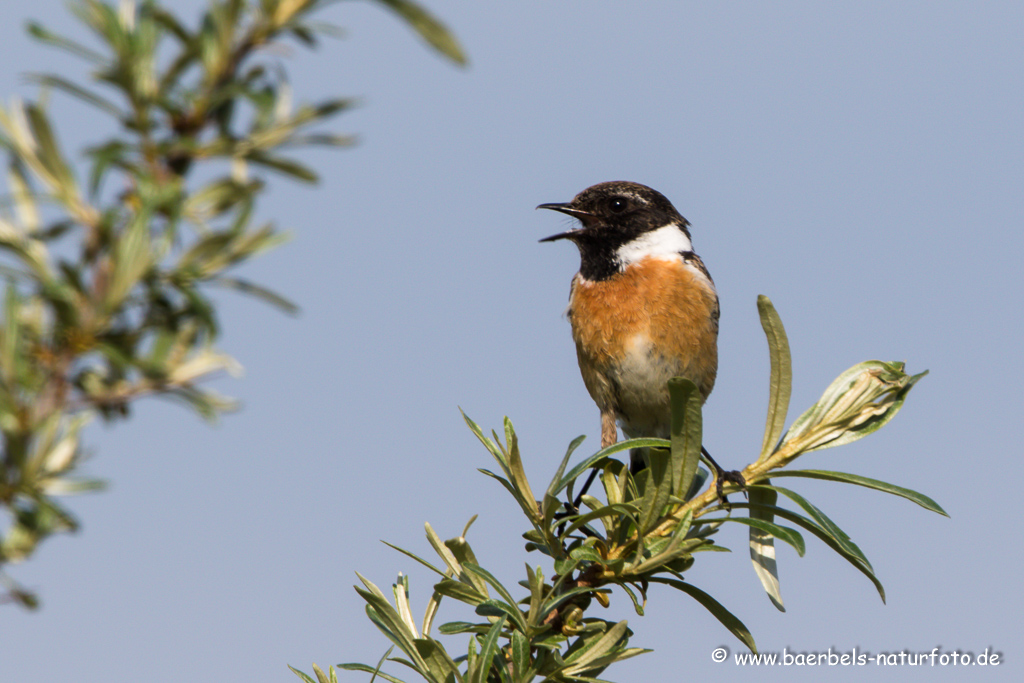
[608,197,628,213]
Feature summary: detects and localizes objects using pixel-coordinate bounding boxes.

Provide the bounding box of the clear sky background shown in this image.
[2,1,1022,682]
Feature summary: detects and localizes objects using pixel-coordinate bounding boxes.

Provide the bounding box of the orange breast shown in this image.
[567,257,719,435]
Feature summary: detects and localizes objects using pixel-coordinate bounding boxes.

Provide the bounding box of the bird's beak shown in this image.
[537,203,592,242]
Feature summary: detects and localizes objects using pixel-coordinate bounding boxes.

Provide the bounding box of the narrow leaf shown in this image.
[354,575,425,669]
[545,433,586,500]
[25,102,75,190]
[436,621,487,635]
[373,0,468,65]
[246,152,318,183]
[668,377,702,498]
[504,417,538,519]
[556,502,639,541]
[462,563,528,632]
[770,469,948,516]
[757,295,792,462]
[478,468,542,525]
[554,437,668,495]
[709,517,805,557]
[511,629,530,682]
[732,502,887,603]
[433,578,487,606]
[287,664,318,683]
[748,485,784,611]
[469,615,506,683]
[425,522,489,598]
[562,620,628,671]
[208,276,299,315]
[26,22,106,63]
[649,577,757,652]
[24,74,125,118]
[336,663,408,683]
[460,410,504,462]
[752,485,869,564]
[412,638,460,683]
[636,448,671,535]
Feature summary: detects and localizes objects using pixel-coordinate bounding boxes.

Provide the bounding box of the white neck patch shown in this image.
[615,223,693,267]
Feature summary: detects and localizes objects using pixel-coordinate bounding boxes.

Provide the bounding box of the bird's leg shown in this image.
[701,445,746,505]
[565,411,617,517]
[600,411,617,449]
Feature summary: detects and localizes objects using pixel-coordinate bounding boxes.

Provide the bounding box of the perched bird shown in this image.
[539,181,734,482]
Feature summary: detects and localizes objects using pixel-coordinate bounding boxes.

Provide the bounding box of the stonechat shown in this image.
[539,181,735,486]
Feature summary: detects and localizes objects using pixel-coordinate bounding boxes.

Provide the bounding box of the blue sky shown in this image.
[2,2,1022,682]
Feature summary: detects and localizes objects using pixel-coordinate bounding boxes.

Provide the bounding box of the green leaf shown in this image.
[630,508,695,575]
[84,140,131,196]
[433,579,486,606]
[412,638,460,683]
[556,502,639,541]
[182,177,262,223]
[336,663,408,683]
[354,574,426,670]
[731,502,886,602]
[9,156,40,232]
[668,377,702,499]
[524,564,544,625]
[26,22,106,63]
[370,646,397,683]
[511,629,531,682]
[617,581,645,616]
[287,664,318,683]
[539,584,611,623]
[246,152,318,183]
[436,621,487,635]
[503,417,539,522]
[312,663,335,683]
[783,361,927,454]
[392,574,418,641]
[461,410,504,462]
[444,530,482,585]
[468,615,506,683]
[462,563,528,632]
[424,521,488,596]
[104,210,153,311]
[770,469,948,516]
[752,485,869,565]
[25,74,125,119]
[478,468,542,525]
[475,598,521,623]
[708,517,806,557]
[373,0,468,66]
[561,620,630,675]
[649,577,757,652]
[747,485,784,611]
[1,283,21,383]
[208,276,299,315]
[636,448,671,535]
[554,437,667,495]
[568,545,604,565]
[545,433,586,501]
[25,102,76,192]
[421,590,441,639]
[757,295,792,462]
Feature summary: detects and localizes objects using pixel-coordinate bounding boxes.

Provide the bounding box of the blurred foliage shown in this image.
[0,0,464,608]
[295,296,944,682]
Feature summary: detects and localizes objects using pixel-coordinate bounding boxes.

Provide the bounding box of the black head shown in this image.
[538,181,691,280]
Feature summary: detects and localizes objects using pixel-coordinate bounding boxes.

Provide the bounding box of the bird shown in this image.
[538,181,740,490]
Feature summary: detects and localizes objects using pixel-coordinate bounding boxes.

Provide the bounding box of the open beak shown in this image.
[537,203,592,242]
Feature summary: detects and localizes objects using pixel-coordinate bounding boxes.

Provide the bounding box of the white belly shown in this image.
[609,333,684,440]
